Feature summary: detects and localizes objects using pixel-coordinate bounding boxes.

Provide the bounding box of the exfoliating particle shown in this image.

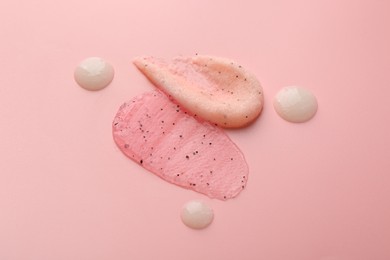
[133,55,263,128]
[112,91,249,200]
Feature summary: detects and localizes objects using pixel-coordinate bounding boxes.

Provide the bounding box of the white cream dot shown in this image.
[180,200,214,229]
[273,86,318,123]
[74,57,114,91]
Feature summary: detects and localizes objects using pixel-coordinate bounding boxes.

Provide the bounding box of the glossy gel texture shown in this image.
[74,57,114,91]
[181,200,214,229]
[273,86,318,123]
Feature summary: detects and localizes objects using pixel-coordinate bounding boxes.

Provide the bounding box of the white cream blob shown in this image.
[273,86,318,123]
[180,200,214,229]
[74,57,114,91]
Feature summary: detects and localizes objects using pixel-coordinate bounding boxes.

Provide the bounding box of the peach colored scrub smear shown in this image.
[74,57,114,91]
[133,55,264,128]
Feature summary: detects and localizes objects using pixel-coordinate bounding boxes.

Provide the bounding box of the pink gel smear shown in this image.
[112,91,249,200]
[133,55,263,128]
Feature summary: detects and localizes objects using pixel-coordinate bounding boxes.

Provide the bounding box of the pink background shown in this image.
[1,0,389,259]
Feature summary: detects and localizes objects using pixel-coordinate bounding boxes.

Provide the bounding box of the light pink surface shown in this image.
[0,0,389,259]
